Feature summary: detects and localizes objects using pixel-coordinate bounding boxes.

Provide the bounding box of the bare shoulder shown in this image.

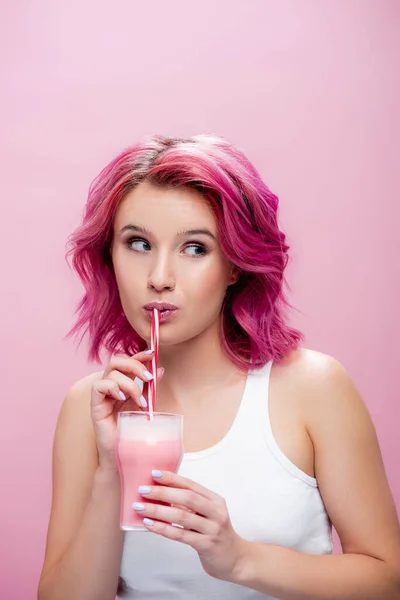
[54,371,104,441]
[273,346,345,384]
[55,368,104,474]
[54,370,105,453]
[54,370,104,469]
[273,347,377,451]
[65,370,104,405]
[276,349,400,569]
[54,369,105,466]
[273,347,356,415]
[267,348,346,479]
[58,370,104,420]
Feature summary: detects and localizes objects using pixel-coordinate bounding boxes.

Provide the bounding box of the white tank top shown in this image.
[119,361,333,599]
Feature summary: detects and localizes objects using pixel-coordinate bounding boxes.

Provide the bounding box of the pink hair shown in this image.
[66,134,302,369]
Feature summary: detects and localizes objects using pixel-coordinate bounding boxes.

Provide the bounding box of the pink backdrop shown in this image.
[1,1,399,598]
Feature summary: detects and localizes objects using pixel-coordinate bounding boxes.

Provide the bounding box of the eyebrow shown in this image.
[118,224,217,241]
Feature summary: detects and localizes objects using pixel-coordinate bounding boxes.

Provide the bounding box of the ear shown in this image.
[228,266,240,286]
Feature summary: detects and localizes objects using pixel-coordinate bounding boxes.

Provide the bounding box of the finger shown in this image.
[150,470,219,502]
[170,502,196,514]
[108,370,147,409]
[132,502,213,535]
[91,378,126,412]
[109,349,155,364]
[103,353,155,384]
[141,518,208,551]
[141,366,165,403]
[133,349,156,362]
[138,484,214,519]
[90,379,121,422]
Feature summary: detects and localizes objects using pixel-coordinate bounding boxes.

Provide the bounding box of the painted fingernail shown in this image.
[143,370,154,381]
[152,470,163,478]
[140,395,147,408]
[143,518,154,526]
[138,485,152,494]
[144,349,154,355]
[119,391,127,401]
[132,502,145,511]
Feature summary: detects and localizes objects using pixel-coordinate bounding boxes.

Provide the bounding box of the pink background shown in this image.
[1,1,399,598]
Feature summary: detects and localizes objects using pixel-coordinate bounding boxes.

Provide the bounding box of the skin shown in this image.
[112,181,400,597]
[111,180,240,376]
[111,181,247,453]
[39,180,400,599]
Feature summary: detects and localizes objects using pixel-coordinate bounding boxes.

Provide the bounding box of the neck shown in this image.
[156,318,247,411]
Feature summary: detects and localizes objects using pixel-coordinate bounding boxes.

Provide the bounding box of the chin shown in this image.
[126,316,178,347]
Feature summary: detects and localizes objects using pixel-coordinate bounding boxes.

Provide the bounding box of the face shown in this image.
[111,181,238,346]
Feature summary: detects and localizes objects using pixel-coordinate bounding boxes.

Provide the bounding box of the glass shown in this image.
[116,411,184,531]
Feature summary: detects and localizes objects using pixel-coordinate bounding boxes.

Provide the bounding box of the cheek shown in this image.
[186,261,229,302]
[113,257,143,306]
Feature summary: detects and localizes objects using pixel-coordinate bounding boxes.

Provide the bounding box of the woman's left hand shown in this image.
[134,470,250,582]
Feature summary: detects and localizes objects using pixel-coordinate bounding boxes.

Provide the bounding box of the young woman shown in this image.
[38,135,400,600]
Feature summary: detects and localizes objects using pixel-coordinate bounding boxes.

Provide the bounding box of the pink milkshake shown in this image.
[116,412,184,531]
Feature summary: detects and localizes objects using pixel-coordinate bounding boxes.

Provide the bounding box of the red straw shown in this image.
[147,308,160,419]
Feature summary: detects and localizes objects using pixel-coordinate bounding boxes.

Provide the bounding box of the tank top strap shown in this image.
[224,360,273,442]
[239,360,274,417]
[240,359,318,487]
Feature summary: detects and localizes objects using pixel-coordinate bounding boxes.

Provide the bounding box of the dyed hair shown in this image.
[66,134,302,369]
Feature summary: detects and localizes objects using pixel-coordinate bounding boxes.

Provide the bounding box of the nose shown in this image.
[147,252,175,292]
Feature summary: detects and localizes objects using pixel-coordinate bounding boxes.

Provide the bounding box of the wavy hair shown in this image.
[66,134,302,368]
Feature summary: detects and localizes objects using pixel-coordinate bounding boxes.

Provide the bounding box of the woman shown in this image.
[38,135,400,600]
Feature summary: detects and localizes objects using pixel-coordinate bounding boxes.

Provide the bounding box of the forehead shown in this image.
[114,181,217,233]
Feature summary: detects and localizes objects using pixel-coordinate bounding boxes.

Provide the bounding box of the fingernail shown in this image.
[132,502,145,511]
[143,518,154,526]
[140,395,147,408]
[143,370,154,381]
[144,349,154,355]
[119,391,127,401]
[152,470,163,479]
[138,485,152,494]
[159,368,165,378]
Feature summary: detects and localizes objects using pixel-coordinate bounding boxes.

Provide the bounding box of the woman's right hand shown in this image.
[90,350,164,471]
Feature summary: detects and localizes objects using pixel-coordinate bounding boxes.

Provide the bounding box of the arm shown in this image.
[233,353,400,599]
[38,375,124,600]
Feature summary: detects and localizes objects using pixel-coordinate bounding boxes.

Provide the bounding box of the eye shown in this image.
[183,244,207,257]
[126,237,151,252]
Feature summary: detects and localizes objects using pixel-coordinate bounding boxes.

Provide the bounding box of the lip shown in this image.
[143,302,179,311]
[143,303,179,324]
